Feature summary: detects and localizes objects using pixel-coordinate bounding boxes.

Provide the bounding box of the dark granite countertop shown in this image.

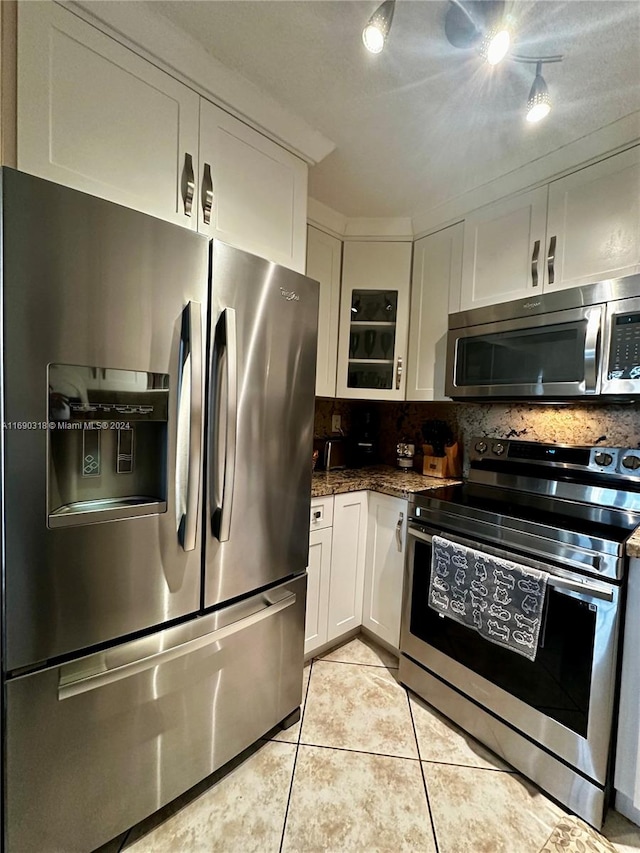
[311,465,461,500]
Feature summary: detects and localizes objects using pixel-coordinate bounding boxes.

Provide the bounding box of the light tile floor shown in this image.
[108,635,640,853]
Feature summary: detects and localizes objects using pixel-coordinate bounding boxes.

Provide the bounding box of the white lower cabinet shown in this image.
[305,527,332,656]
[327,492,368,641]
[362,493,407,649]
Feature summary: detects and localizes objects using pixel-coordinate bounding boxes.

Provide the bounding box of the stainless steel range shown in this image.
[399,437,640,828]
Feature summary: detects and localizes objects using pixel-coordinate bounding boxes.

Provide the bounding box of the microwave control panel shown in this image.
[608,313,640,379]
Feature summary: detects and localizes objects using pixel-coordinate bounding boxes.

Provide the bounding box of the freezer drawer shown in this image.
[5,574,306,853]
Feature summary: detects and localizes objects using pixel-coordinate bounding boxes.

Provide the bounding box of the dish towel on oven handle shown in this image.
[429,535,549,661]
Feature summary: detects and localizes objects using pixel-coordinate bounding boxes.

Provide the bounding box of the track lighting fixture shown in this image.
[526,62,552,123]
[362,0,395,54]
[361,1,563,124]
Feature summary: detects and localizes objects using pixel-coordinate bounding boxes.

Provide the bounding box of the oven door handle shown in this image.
[408,526,614,602]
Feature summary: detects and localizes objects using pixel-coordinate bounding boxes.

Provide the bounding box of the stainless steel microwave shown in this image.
[446,274,640,399]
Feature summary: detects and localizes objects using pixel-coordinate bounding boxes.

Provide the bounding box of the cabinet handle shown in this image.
[547,235,557,285]
[202,163,214,226]
[396,513,404,552]
[531,239,540,287]
[395,357,403,390]
[182,153,195,217]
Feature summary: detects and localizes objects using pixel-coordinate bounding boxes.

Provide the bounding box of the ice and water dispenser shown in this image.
[48,364,169,527]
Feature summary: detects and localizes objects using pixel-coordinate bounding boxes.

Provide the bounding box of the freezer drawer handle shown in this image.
[177,302,203,551]
[211,307,238,542]
[58,591,296,700]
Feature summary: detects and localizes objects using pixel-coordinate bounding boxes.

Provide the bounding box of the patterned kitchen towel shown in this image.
[429,535,548,661]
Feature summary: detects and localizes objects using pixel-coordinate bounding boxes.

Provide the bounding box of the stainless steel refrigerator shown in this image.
[0,169,318,852]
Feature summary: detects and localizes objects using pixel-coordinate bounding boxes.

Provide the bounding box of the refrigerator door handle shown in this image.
[212,307,238,542]
[57,590,297,700]
[177,301,203,551]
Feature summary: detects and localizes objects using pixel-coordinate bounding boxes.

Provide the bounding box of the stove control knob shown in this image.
[492,442,505,456]
[474,441,488,454]
[594,452,613,467]
[622,454,640,471]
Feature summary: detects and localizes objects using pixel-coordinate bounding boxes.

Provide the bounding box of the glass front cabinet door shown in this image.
[336,242,412,400]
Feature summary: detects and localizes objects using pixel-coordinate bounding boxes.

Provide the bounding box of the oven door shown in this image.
[445,305,602,398]
[400,523,620,784]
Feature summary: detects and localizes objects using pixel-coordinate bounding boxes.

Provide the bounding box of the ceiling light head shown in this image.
[362,0,395,54]
[526,62,552,123]
[480,25,511,65]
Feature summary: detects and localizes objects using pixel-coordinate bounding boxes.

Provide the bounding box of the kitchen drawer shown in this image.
[310,495,334,530]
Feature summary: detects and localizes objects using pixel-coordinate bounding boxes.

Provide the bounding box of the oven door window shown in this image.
[410,540,596,737]
[455,322,586,387]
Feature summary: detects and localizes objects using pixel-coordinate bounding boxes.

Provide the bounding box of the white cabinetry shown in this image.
[460,187,548,310]
[545,147,640,292]
[306,527,332,656]
[327,492,368,641]
[336,242,412,400]
[17,2,308,271]
[407,224,463,400]
[18,1,199,229]
[362,493,407,649]
[306,226,342,397]
[198,101,308,271]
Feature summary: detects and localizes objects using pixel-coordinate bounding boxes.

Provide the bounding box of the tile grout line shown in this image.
[278,659,314,853]
[407,691,441,853]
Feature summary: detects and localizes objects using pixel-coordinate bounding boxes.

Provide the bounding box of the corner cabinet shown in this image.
[336,242,412,400]
[17,1,308,272]
[362,493,407,650]
[407,223,463,401]
[306,226,342,397]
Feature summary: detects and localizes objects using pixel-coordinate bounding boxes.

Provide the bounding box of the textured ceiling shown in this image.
[153,0,640,219]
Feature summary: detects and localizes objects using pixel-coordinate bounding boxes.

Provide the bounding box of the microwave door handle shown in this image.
[177,301,203,551]
[211,307,238,543]
[584,307,602,393]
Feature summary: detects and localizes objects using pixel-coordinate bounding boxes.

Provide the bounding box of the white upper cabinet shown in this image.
[545,146,640,292]
[306,227,342,397]
[460,187,549,311]
[17,2,308,271]
[407,223,463,401]
[17,2,199,229]
[198,101,308,272]
[336,241,412,401]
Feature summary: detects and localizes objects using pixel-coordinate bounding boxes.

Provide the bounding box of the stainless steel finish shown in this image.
[6,574,307,853]
[584,306,602,393]
[396,512,404,552]
[202,162,214,226]
[2,169,208,670]
[212,307,238,543]
[204,241,318,608]
[531,238,540,287]
[178,301,203,552]
[399,656,606,828]
[183,152,195,217]
[446,303,601,399]
[601,296,640,396]
[448,273,640,329]
[401,528,620,784]
[395,355,403,389]
[48,497,167,529]
[408,526,614,601]
[547,234,557,284]
[59,588,297,700]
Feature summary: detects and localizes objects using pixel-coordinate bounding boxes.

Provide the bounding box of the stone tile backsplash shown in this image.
[315,398,640,471]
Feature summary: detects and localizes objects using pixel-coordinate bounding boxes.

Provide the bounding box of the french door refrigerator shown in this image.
[1,169,318,852]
